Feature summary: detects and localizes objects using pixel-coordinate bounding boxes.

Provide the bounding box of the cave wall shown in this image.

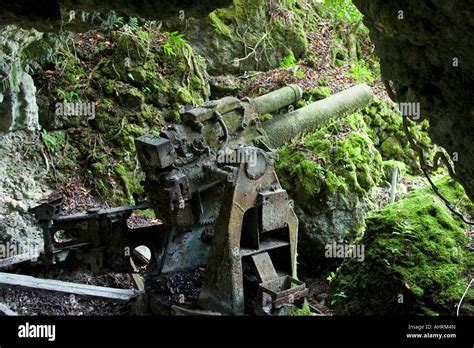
[0,0,232,32]
[353,0,474,198]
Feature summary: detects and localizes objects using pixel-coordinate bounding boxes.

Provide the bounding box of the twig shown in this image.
[40,147,50,175]
[457,279,473,316]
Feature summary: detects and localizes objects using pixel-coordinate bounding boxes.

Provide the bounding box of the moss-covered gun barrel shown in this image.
[249,84,302,115]
[263,84,374,147]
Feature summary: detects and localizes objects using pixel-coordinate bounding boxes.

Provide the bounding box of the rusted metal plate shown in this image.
[251,252,278,283]
[257,275,308,309]
[259,189,289,232]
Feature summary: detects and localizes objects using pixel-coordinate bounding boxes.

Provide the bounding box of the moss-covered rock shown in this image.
[276,111,383,267]
[361,97,434,175]
[166,0,312,74]
[328,176,473,315]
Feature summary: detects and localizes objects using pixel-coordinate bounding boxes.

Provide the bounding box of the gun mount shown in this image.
[30,84,374,315]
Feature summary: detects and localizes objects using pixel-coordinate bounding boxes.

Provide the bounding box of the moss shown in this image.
[382,160,408,182]
[303,87,331,101]
[205,0,308,72]
[380,136,404,158]
[328,176,473,315]
[122,88,145,108]
[361,98,433,174]
[276,112,383,204]
[164,108,180,122]
[259,113,273,121]
[209,12,233,38]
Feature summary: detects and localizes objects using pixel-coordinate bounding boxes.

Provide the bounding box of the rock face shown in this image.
[353,0,474,200]
[0,26,42,133]
[165,0,309,74]
[0,0,232,32]
[0,131,50,253]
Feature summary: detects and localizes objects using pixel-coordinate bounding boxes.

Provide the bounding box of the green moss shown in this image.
[123,88,145,108]
[209,12,233,38]
[207,0,308,71]
[276,112,383,204]
[259,113,273,121]
[328,176,473,315]
[303,87,331,101]
[361,98,433,174]
[380,136,404,158]
[164,108,180,122]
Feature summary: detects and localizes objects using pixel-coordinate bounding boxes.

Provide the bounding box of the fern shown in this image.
[168,31,187,47]
[279,52,296,69]
[113,16,124,28]
[124,17,139,33]
[162,31,187,56]
[41,129,64,153]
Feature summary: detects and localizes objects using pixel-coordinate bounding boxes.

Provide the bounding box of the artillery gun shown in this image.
[31,84,374,315]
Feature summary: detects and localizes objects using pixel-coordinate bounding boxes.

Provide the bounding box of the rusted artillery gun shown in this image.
[31,84,374,315]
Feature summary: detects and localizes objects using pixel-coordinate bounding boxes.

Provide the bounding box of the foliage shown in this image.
[279,52,305,79]
[346,59,377,84]
[163,31,187,56]
[294,300,312,316]
[123,17,139,34]
[112,16,125,29]
[55,88,81,102]
[36,20,209,204]
[323,0,362,24]
[279,52,297,68]
[41,129,65,153]
[326,271,336,283]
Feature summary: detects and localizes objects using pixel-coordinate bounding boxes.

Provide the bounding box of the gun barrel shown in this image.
[262,84,374,148]
[249,84,303,115]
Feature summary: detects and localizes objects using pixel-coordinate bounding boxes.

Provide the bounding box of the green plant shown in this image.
[162,42,175,56]
[323,0,362,24]
[6,164,15,177]
[294,70,305,78]
[124,17,139,34]
[331,291,348,305]
[55,88,81,102]
[112,16,125,29]
[279,52,296,69]
[294,300,313,316]
[279,52,305,78]
[346,59,376,84]
[41,129,65,153]
[137,30,150,41]
[141,86,152,95]
[326,271,336,283]
[163,31,187,56]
